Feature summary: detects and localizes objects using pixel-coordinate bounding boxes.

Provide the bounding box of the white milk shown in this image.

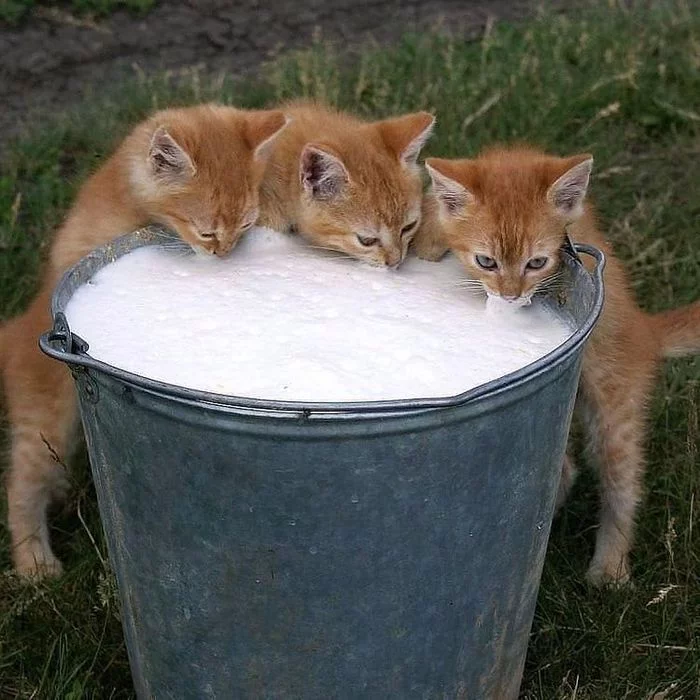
[65,227,572,402]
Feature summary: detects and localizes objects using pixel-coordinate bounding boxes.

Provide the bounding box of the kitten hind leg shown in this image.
[555,453,577,512]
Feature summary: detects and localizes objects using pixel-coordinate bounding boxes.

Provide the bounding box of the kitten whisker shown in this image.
[150,232,182,243]
[289,252,351,263]
[536,277,565,288]
[535,272,566,291]
[455,286,487,298]
[150,229,177,238]
[454,279,485,289]
[535,280,568,295]
[306,244,347,255]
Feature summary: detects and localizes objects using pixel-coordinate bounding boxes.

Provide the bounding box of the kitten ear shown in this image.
[425,158,474,216]
[244,110,289,160]
[300,144,350,200]
[547,155,593,218]
[148,127,195,180]
[376,112,435,166]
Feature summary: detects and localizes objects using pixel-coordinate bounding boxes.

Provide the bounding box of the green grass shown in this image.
[0,0,155,26]
[1,2,699,697]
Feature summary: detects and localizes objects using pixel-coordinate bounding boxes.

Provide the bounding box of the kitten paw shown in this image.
[14,545,64,580]
[415,244,449,262]
[412,234,449,261]
[585,556,632,588]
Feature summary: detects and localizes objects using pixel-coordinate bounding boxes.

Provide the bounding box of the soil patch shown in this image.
[1,0,551,149]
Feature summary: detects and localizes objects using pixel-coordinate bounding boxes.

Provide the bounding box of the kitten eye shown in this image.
[357,235,379,247]
[199,231,216,240]
[526,256,548,270]
[475,254,498,270]
[240,220,254,231]
[400,220,418,236]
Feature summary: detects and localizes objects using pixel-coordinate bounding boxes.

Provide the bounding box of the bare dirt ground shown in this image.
[0,0,553,150]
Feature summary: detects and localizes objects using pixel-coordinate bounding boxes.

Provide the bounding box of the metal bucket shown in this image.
[40,226,604,699]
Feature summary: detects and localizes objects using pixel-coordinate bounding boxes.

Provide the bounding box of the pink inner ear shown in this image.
[300,146,348,200]
[548,158,593,214]
[301,149,323,184]
[427,159,475,212]
[438,189,467,214]
[149,127,194,177]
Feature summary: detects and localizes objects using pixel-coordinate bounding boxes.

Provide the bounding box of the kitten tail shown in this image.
[653,301,700,358]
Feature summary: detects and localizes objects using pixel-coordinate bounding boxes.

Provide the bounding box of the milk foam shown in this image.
[65,227,572,402]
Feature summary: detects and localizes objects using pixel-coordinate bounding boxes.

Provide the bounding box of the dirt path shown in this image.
[0,0,553,150]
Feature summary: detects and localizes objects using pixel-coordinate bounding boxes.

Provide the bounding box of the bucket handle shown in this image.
[570,241,606,284]
[40,311,89,363]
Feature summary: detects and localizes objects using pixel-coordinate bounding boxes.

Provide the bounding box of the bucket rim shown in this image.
[39,228,605,415]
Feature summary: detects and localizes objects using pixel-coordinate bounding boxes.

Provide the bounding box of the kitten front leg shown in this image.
[412,194,449,261]
[256,207,291,233]
[4,302,77,578]
[7,427,72,578]
[257,184,294,232]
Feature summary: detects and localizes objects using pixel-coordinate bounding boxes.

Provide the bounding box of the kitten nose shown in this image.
[385,252,402,269]
[213,234,235,257]
[502,295,519,303]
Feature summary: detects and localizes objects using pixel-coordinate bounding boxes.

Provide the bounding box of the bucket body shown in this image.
[41,227,604,699]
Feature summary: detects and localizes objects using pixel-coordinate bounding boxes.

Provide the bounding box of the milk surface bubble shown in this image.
[65,227,572,402]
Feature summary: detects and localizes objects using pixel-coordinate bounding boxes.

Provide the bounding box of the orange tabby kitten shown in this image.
[0,104,287,577]
[415,147,700,585]
[258,101,435,267]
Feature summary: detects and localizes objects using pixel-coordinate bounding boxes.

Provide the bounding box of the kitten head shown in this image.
[130,105,288,255]
[426,148,593,304]
[297,112,434,267]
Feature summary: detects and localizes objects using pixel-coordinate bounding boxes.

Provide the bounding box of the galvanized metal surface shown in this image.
[41,227,605,700]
